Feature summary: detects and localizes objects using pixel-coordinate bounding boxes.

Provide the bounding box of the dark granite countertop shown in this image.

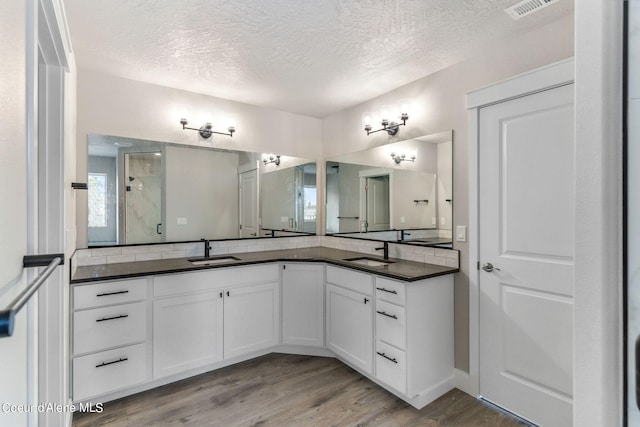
[71,247,458,284]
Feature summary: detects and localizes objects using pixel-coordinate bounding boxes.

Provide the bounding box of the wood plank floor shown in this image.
[73,353,528,427]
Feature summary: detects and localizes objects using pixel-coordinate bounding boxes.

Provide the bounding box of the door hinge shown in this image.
[283,264,286,270]
[239,224,242,230]
[477,261,480,270]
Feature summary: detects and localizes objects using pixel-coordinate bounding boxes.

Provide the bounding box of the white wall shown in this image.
[322,15,574,371]
[390,170,436,229]
[75,69,323,247]
[165,146,239,241]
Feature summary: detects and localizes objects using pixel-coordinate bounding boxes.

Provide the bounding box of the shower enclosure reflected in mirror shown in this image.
[325,130,452,248]
[86,134,316,246]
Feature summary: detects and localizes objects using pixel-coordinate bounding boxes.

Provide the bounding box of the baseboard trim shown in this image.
[454,368,479,396]
[275,345,334,358]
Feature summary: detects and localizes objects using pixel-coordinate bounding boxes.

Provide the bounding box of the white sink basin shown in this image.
[344,257,393,267]
[188,256,240,266]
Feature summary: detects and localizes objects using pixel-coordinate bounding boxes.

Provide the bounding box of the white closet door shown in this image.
[479,83,574,427]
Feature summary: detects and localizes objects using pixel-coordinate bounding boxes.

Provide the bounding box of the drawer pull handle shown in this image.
[376,287,398,295]
[95,357,128,368]
[376,310,398,320]
[96,314,129,323]
[96,290,129,297]
[376,351,398,364]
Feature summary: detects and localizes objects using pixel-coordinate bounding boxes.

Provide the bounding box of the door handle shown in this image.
[482,262,501,273]
[156,223,162,234]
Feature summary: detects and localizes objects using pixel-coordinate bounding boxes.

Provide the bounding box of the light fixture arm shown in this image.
[180,118,235,139]
[364,113,408,136]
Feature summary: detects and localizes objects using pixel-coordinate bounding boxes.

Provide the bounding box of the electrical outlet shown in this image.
[432,217,436,225]
[177,217,188,225]
[441,217,446,226]
[400,216,406,224]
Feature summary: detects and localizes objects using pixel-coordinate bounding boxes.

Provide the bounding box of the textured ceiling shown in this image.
[63,0,573,118]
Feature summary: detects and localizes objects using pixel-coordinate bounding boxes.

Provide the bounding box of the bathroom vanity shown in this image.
[70,246,457,409]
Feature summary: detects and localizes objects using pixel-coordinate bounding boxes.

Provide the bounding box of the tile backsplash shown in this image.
[73,235,458,269]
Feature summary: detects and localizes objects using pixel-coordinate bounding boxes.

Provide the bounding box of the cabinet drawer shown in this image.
[326,266,373,296]
[375,277,406,306]
[73,302,147,355]
[375,340,407,394]
[375,300,406,350]
[154,264,279,297]
[74,279,147,310]
[73,343,147,401]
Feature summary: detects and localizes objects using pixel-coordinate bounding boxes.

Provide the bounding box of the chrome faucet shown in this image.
[376,241,389,260]
[400,230,412,241]
[202,239,211,258]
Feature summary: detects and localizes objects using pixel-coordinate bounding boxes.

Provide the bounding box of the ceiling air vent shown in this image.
[505,0,560,20]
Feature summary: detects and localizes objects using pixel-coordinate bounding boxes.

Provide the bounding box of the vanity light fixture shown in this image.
[180,118,235,139]
[390,152,416,164]
[363,111,409,136]
[263,155,280,166]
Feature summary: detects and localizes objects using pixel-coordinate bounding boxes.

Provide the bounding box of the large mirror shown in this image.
[325,130,452,247]
[87,134,316,246]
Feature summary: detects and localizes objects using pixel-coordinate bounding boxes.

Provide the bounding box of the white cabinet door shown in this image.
[326,283,373,374]
[224,282,280,359]
[153,291,223,379]
[282,263,324,347]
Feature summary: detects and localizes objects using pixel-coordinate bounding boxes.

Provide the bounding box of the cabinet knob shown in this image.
[220,292,223,298]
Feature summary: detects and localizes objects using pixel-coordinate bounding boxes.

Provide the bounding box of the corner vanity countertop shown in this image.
[71,247,458,284]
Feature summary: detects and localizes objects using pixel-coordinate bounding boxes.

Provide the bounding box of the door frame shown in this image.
[464,58,574,396]
[238,161,260,238]
[27,0,72,425]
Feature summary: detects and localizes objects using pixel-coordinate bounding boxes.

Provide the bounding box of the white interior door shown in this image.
[365,176,390,231]
[239,163,259,238]
[479,84,575,427]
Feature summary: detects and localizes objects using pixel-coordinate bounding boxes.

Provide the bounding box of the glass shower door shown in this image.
[124,151,163,244]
